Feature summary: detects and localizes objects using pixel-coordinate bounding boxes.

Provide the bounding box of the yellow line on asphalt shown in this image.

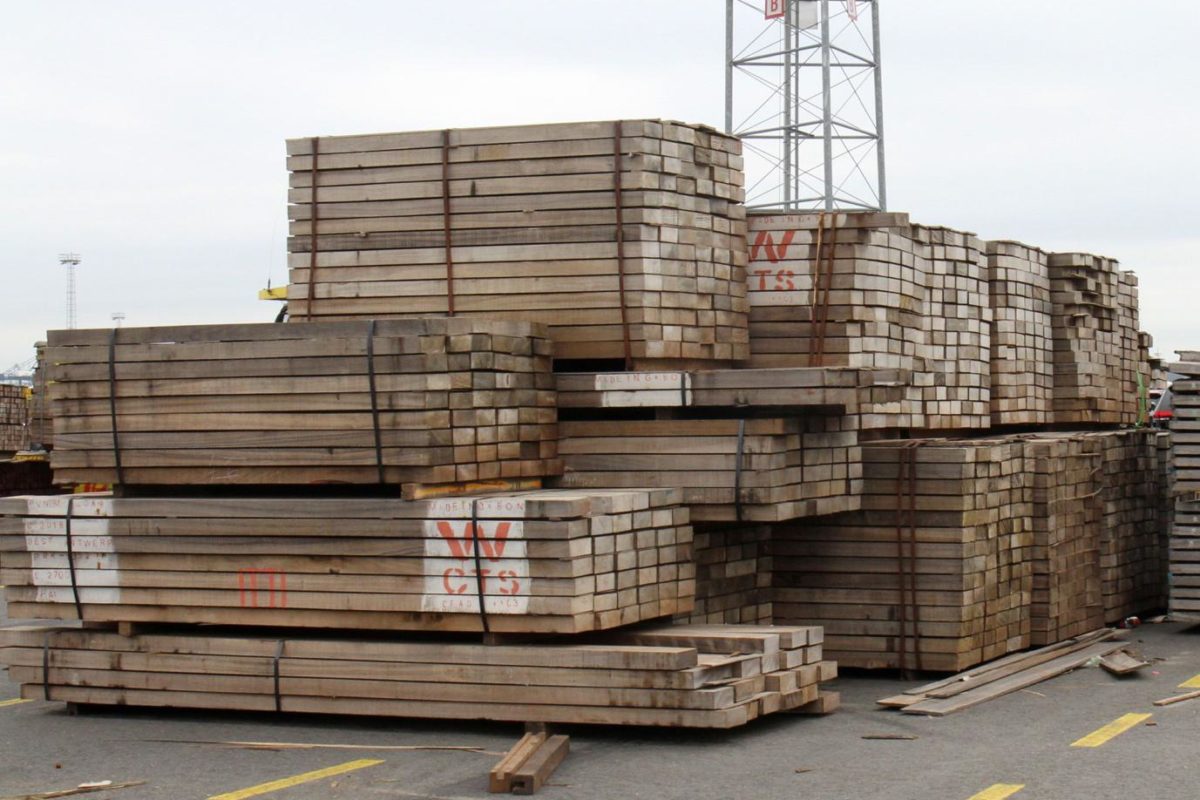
[0,698,31,708]
[206,759,384,800]
[1179,674,1200,689]
[967,784,1025,800]
[1071,712,1152,748]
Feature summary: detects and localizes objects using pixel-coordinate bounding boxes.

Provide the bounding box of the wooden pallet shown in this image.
[285,120,750,364]
[44,319,561,488]
[0,489,694,635]
[0,623,836,729]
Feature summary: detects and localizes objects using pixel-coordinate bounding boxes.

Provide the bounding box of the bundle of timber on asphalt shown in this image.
[0,384,27,453]
[986,241,1053,426]
[0,489,693,634]
[554,367,858,411]
[285,120,749,364]
[555,416,861,523]
[1168,354,1200,496]
[1023,434,1105,645]
[27,342,52,449]
[43,319,560,490]
[1048,254,1143,426]
[910,225,992,431]
[0,623,837,729]
[678,524,773,625]
[772,438,1033,673]
[1170,498,1200,618]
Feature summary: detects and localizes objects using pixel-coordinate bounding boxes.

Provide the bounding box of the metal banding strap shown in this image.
[469,499,490,635]
[365,320,385,485]
[305,136,321,321]
[679,372,690,408]
[905,443,924,673]
[894,444,909,673]
[612,121,633,370]
[441,129,457,317]
[807,212,827,367]
[43,632,51,701]
[813,216,839,367]
[64,496,84,622]
[273,640,285,713]
[734,419,747,522]
[107,329,124,487]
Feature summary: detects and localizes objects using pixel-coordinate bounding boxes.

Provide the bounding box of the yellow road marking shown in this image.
[206,759,384,800]
[0,698,31,708]
[967,784,1025,800]
[1071,712,1152,748]
[1179,674,1200,689]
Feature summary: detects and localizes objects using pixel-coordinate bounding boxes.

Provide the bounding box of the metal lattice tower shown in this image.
[59,252,81,329]
[725,0,886,212]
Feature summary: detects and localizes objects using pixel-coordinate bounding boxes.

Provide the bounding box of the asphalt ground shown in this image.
[2,595,1198,800]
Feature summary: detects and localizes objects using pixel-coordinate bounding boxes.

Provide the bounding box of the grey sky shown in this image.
[1,0,1196,370]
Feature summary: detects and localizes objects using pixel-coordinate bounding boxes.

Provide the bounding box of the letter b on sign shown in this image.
[765,0,785,20]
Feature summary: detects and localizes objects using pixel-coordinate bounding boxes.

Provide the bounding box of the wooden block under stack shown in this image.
[678,524,773,625]
[772,438,1033,673]
[744,212,929,430]
[1023,434,1104,645]
[556,416,861,523]
[0,384,27,453]
[0,623,835,729]
[44,319,560,490]
[985,241,1052,426]
[285,120,749,365]
[910,224,992,431]
[0,488,693,635]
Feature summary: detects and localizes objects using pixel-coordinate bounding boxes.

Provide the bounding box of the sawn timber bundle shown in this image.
[0,384,27,453]
[0,623,835,729]
[0,489,693,634]
[286,120,750,364]
[43,319,560,489]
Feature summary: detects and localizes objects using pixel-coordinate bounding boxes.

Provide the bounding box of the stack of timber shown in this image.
[910,225,991,430]
[0,623,836,729]
[1118,273,1146,425]
[43,319,560,489]
[986,241,1053,426]
[1023,434,1104,645]
[1170,498,1200,619]
[556,416,862,523]
[680,524,773,625]
[1170,354,1200,496]
[0,489,694,634]
[1048,253,1135,426]
[1093,429,1168,620]
[27,342,52,449]
[0,384,27,453]
[555,366,858,412]
[772,438,1033,672]
[0,460,54,498]
[285,120,750,364]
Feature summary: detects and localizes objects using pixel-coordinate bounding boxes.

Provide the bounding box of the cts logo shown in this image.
[422,519,531,614]
[433,520,515,560]
[750,230,796,264]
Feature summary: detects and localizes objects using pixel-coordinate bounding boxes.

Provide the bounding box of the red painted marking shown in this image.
[749,230,797,264]
[237,568,287,608]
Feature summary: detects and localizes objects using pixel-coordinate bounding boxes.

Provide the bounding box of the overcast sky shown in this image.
[1,0,1197,370]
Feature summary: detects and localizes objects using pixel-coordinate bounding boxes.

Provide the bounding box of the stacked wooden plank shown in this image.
[285,120,749,364]
[556,416,861,523]
[1048,253,1127,425]
[772,438,1033,672]
[1023,434,1104,645]
[1169,354,1200,495]
[0,460,53,497]
[910,225,991,430]
[555,366,859,412]
[0,489,694,634]
[0,384,27,452]
[26,342,52,449]
[0,623,836,729]
[1118,272,1143,426]
[985,241,1053,426]
[680,524,773,625]
[43,319,560,490]
[1170,498,1200,619]
[1092,429,1168,621]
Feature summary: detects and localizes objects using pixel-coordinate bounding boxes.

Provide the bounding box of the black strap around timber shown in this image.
[304,135,321,321]
[365,320,385,485]
[612,120,633,370]
[107,329,125,487]
[469,499,491,635]
[733,419,747,523]
[272,640,285,713]
[441,129,457,317]
[64,496,84,621]
[42,632,51,701]
[679,372,690,408]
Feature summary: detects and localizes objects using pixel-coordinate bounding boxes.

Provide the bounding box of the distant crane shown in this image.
[60,252,81,329]
[0,356,36,387]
